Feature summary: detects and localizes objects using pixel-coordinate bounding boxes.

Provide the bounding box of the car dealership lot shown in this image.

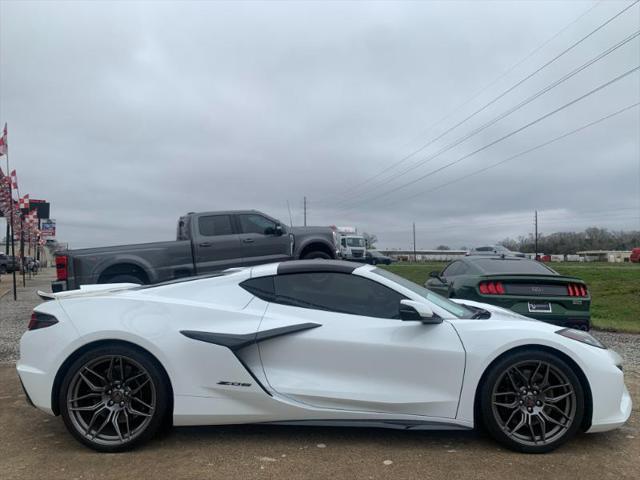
[0,268,638,479]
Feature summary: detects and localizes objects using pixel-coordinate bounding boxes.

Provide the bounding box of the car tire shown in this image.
[302,251,331,260]
[0,265,6,274]
[59,344,170,452]
[479,349,584,453]
[104,274,145,284]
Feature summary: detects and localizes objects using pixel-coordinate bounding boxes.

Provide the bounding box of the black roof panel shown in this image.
[277,260,362,275]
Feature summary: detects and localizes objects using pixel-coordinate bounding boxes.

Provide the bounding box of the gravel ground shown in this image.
[0,269,56,364]
[593,331,640,368]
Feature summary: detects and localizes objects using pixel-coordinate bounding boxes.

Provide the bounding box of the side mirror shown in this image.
[429,271,446,283]
[275,224,284,236]
[399,299,442,324]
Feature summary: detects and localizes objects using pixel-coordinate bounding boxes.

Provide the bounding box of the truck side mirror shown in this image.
[274,224,284,236]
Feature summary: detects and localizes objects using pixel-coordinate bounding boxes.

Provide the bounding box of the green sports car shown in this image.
[424,256,591,330]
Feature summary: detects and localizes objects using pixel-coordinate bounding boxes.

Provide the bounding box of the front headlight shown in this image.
[556,328,606,349]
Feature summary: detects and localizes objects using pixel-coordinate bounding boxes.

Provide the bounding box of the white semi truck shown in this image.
[335,226,367,261]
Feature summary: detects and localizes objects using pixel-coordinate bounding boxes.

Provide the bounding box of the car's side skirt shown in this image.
[261,419,473,431]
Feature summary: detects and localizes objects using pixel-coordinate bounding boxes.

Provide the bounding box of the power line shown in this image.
[338,28,640,207]
[386,102,640,206]
[384,1,603,160]
[330,0,639,203]
[339,65,640,211]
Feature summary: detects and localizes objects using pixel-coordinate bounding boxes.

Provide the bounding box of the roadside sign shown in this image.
[41,218,56,237]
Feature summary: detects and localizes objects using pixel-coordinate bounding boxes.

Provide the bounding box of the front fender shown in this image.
[450,319,616,426]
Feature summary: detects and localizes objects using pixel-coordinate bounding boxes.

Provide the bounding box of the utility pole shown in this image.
[412,222,417,263]
[303,196,307,227]
[534,210,538,260]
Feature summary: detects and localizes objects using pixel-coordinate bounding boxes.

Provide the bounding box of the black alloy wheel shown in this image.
[480,350,584,453]
[59,345,169,452]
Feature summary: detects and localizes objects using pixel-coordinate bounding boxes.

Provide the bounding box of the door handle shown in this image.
[198,242,213,247]
[242,238,255,243]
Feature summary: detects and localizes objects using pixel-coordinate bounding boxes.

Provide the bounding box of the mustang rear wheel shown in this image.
[59,345,169,452]
[480,350,584,453]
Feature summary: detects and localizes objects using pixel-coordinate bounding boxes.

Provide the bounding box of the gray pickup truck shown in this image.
[52,210,339,292]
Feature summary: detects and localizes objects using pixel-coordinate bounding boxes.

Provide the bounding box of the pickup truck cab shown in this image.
[0,253,19,274]
[53,210,339,291]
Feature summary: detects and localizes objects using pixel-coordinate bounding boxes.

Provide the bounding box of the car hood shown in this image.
[451,298,538,322]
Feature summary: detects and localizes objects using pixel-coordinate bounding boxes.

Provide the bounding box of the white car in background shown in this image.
[17,260,630,453]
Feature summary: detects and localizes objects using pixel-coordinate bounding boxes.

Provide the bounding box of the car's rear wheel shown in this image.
[480,350,584,453]
[59,345,169,452]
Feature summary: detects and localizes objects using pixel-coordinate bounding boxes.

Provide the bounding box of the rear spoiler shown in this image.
[37,283,139,301]
[478,274,584,282]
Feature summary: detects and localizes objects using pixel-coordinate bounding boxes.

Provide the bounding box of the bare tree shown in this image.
[362,232,378,249]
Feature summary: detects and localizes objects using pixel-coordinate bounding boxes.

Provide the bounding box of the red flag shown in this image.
[0,123,6,157]
[10,169,17,190]
[19,194,30,210]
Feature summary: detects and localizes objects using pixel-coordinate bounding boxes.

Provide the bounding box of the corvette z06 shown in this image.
[17,260,630,453]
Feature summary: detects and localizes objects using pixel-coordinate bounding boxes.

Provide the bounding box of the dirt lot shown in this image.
[0,270,638,479]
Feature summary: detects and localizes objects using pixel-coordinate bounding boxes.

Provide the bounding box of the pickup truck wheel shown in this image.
[0,265,6,274]
[302,251,331,260]
[105,274,145,285]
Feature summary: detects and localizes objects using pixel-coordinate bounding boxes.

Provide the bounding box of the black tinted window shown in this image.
[239,214,277,235]
[240,276,275,301]
[274,272,405,319]
[442,261,467,276]
[199,215,234,236]
[473,259,555,274]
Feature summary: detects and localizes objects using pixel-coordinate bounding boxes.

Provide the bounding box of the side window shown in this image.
[442,261,467,277]
[274,272,405,319]
[341,238,347,247]
[198,215,234,237]
[239,214,277,235]
[240,276,275,302]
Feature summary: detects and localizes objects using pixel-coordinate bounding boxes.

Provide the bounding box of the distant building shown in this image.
[576,250,632,263]
[380,249,467,262]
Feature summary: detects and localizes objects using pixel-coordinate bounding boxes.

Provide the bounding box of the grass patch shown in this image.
[381,262,640,333]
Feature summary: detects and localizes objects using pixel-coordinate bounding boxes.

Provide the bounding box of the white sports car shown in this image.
[17,260,630,453]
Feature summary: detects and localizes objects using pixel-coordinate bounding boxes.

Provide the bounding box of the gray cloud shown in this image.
[1,0,638,249]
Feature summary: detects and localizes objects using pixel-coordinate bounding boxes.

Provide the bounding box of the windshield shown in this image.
[372,268,472,318]
[346,237,365,247]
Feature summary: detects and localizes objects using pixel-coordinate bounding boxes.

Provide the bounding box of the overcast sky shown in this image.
[1,0,639,249]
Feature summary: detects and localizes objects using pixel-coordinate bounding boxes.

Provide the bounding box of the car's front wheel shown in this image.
[59,344,170,452]
[480,350,584,453]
